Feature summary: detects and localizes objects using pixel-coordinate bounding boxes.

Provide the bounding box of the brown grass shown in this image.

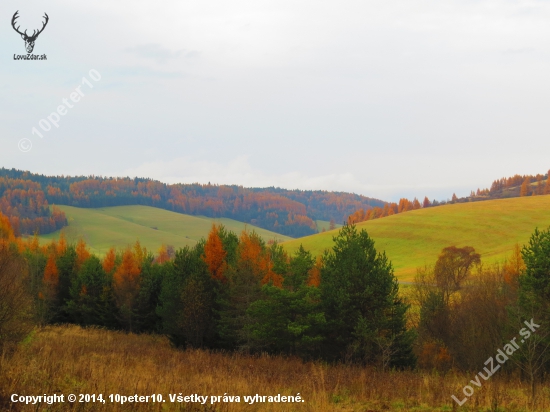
[1,325,549,411]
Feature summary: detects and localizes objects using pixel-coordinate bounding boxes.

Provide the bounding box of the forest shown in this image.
[0,168,385,237]
[3,167,548,238]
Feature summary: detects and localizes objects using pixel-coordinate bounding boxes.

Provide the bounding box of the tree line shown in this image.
[1,213,413,368]
[347,169,550,225]
[467,170,550,201]
[0,167,385,237]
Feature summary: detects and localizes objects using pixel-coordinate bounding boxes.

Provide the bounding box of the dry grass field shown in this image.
[1,326,549,411]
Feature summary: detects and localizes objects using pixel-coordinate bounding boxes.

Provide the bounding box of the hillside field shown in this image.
[283,195,550,281]
[38,205,291,256]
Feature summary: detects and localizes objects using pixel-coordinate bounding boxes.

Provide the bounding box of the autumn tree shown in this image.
[0,213,15,240]
[536,175,543,195]
[422,196,430,208]
[56,232,67,256]
[133,240,147,270]
[102,247,117,274]
[307,255,323,287]
[202,224,227,282]
[217,230,271,351]
[520,177,531,197]
[434,246,481,304]
[113,248,141,331]
[43,252,59,287]
[75,238,91,270]
[156,244,171,264]
[503,243,525,290]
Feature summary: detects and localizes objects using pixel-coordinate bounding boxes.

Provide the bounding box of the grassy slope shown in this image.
[39,205,291,255]
[283,195,550,281]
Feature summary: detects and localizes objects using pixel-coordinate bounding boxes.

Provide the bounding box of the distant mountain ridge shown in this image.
[0,167,386,237]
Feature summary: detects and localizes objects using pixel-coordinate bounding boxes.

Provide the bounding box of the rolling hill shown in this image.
[38,205,291,255]
[283,195,550,281]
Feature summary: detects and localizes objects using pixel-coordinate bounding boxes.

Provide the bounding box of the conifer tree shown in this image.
[68,255,112,326]
[320,224,415,368]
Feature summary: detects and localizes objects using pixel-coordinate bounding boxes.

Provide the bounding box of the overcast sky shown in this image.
[1,0,549,201]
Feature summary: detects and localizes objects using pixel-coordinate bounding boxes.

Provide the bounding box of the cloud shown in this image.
[125,44,199,63]
[113,66,184,79]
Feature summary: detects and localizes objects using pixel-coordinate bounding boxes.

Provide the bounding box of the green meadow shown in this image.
[38,205,291,256]
[283,195,550,281]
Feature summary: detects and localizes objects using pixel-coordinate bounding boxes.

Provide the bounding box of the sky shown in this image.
[1,0,550,202]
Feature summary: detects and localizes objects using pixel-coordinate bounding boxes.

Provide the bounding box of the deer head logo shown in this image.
[11,11,49,54]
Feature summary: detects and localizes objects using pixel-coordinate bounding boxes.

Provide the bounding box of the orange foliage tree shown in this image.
[113,248,141,331]
[156,244,171,264]
[102,247,117,274]
[75,238,91,270]
[237,230,283,287]
[520,177,530,197]
[43,253,59,286]
[307,255,323,287]
[202,224,227,282]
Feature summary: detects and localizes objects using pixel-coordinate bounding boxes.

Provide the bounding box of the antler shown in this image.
[11,11,27,37]
[33,13,49,38]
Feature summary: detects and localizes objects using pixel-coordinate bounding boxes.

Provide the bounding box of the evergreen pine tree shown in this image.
[320,224,415,368]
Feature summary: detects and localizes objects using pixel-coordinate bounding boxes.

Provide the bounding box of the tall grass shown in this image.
[1,325,548,411]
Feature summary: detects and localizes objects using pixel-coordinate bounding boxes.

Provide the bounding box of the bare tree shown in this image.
[434,246,480,304]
